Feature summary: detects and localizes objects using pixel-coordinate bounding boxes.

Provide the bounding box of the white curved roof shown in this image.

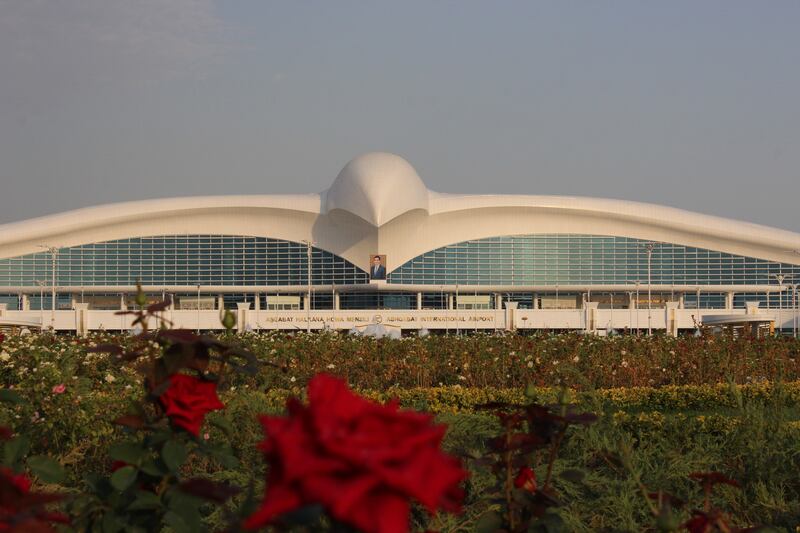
[324,152,429,226]
[1,152,799,271]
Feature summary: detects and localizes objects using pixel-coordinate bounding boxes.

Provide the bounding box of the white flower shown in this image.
[326,363,335,369]
[527,361,534,368]
[458,375,467,381]
[290,376,296,383]
[0,351,10,362]
[621,360,629,368]
[573,356,580,363]
[104,373,116,383]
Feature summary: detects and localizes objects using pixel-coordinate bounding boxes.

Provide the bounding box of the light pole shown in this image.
[455,284,459,336]
[37,245,58,329]
[35,280,45,327]
[609,291,614,334]
[791,283,797,339]
[635,280,640,336]
[785,250,800,339]
[196,285,201,334]
[628,291,633,334]
[773,274,785,335]
[302,240,315,334]
[644,243,654,335]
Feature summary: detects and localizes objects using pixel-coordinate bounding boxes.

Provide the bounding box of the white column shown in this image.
[416,292,422,310]
[334,291,340,310]
[584,302,599,333]
[665,302,679,337]
[236,301,251,333]
[725,292,735,310]
[0,303,7,317]
[495,293,503,310]
[74,303,90,337]
[21,294,29,311]
[447,294,454,310]
[503,301,518,331]
[120,294,127,311]
[254,294,260,311]
[217,295,225,310]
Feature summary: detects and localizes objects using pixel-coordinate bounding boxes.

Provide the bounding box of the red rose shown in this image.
[245,374,467,533]
[514,466,537,493]
[0,467,67,531]
[158,374,224,436]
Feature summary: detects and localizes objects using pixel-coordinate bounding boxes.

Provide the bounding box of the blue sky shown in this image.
[1,1,798,230]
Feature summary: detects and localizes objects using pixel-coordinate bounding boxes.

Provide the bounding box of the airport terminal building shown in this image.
[1,152,800,335]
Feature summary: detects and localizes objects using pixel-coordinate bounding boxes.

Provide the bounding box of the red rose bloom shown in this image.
[158,374,224,436]
[514,466,537,493]
[245,374,467,533]
[0,467,68,531]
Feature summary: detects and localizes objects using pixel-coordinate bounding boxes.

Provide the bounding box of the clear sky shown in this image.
[1,1,798,230]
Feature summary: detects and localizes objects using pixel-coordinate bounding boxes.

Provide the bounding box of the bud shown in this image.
[134,283,147,307]
[514,466,537,493]
[221,309,236,330]
[524,382,538,400]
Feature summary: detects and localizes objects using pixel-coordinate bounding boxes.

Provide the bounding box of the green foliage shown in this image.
[2,331,800,531]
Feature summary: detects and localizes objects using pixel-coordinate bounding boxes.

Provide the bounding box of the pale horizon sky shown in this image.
[1,1,798,231]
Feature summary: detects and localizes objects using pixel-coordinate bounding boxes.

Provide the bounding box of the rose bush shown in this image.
[2,306,800,532]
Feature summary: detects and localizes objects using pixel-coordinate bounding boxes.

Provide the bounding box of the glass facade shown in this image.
[1,233,798,313]
[389,235,800,286]
[389,235,800,309]
[0,235,369,288]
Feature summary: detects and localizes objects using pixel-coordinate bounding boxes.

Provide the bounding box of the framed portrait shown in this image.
[369,254,387,280]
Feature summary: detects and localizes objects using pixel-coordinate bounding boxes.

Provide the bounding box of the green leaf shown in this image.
[277,505,324,527]
[475,510,504,533]
[166,490,202,532]
[101,512,125,533]
[530,510,566,533]
[163,511,192,533]
[139,458,166,477]
[109,465,138,492]
[108,442,146,465]
[216,452,239,469]
[127,490,162,511]
[27,455,66,484]
[161,440,187,473]
[0,389,23,404]
[559,468,586,483]
[3,435,30,468]
[209,414,234,437]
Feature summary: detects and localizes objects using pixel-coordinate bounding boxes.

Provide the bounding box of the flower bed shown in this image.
[2,323,800,531]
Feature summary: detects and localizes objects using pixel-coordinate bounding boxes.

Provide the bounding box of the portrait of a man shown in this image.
[370,255,386,280]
